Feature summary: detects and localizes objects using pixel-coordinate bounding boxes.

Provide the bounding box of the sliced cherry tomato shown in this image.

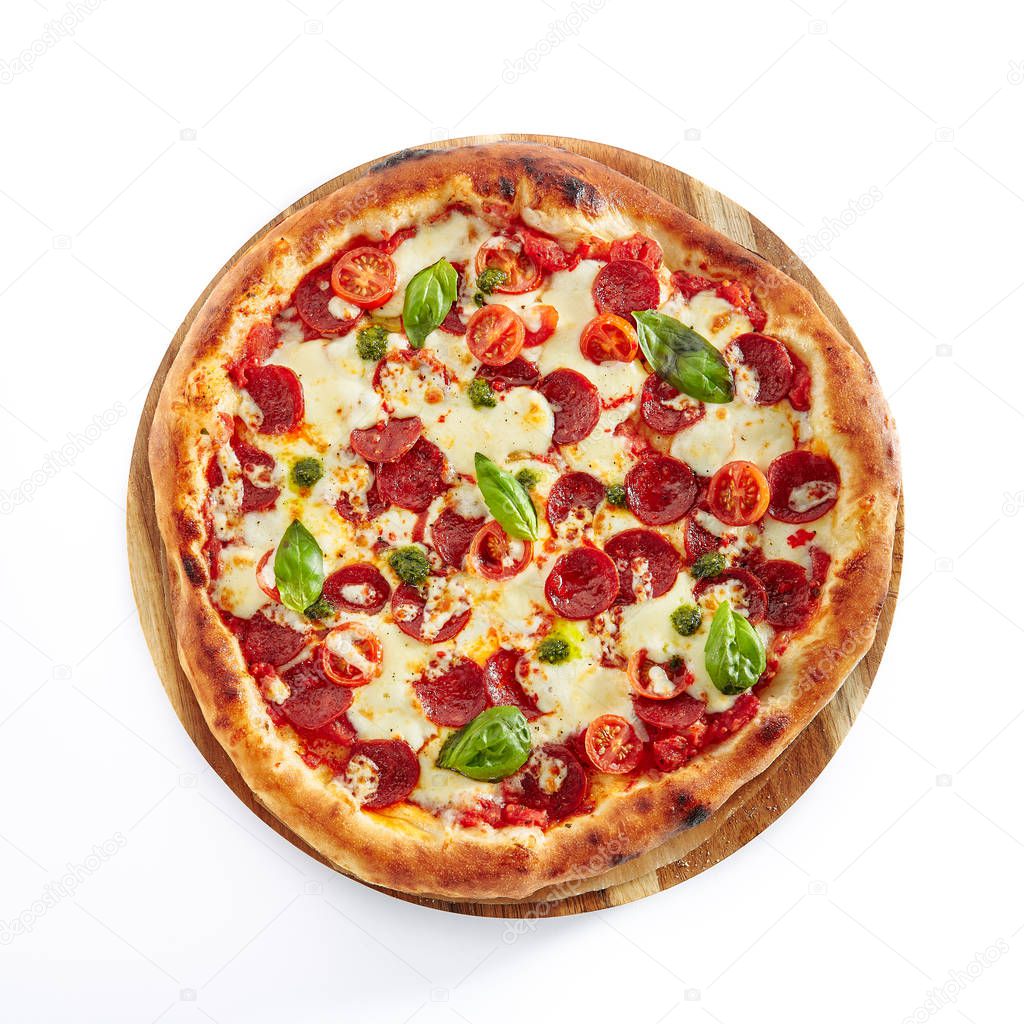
[474,236,541,294]
[579,313,639,364]
[330,246,396,310]
[320,623,383,686]
[627,649,692,701]
[584,715,643,774]
[468,521,533,580]
[523,304,559,347]
[707,461,771,526]
[465,304,526,366]
[255,549,280,603]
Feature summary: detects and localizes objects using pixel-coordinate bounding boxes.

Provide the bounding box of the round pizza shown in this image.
[150,142,899,900]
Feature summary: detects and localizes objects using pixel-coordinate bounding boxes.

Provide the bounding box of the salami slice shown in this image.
[346,739,420,809]
[349,417,422,464]
[604,529,681,605]
[624,455,698,526]
[591,259,660,322]
[517,744,588,820]
[725,333,794,405]
[544,547,619,620]
[483,649,541,720]
[430,507,486,568]
[754,559,816,630]
[787,349,812,411]
[391,583,471,643]
[683,515,721,563]
[413,658,487,727]
[632,692,705,731]
[322,563,391,614]
[335,473,389,524]
[280,679,354,732]
[245,365,304,435]
[693,568,768,624]
[294,263,359,337]
[640,374,706,435]
[545,472,605,529]
[241,613,306,667]
[537,369,600,445]
[767,450,840,524]
[375,438,449,512]
[478,356,539,389]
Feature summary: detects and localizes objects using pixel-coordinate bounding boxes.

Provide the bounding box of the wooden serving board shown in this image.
[127,134,903,917]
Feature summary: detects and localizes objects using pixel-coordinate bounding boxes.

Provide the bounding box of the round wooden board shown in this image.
[127,134,903,917]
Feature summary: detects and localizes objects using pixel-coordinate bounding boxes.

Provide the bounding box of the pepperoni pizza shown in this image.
[150,143,899,900]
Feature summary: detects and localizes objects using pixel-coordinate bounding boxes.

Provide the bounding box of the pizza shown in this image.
[150,142,899,900]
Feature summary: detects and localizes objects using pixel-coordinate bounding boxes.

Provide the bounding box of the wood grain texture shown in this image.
[127,134,903,918]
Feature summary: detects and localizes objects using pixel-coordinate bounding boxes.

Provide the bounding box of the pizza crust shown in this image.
[149,142,899,900]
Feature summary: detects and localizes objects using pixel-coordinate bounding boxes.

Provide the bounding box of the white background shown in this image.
[1,0,1021,1020]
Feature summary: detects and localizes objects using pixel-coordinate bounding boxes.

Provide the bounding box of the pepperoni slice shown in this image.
[517,744,588,821]
[439,303,467,336]
[704,692,759,746]
[809,545,830,587]
[692,568,768,624]
[294,263,359,337]
[375,438,449,512]
[390,583,471,644]
[591,260,660,322]
[767,450,840,524]
[280,680,354,732]
[754,559,816,630]
[241,477,280,513]
[346,739,420,809]
[544,547,619,620]
[683,515,721,562]
[632,692,706,731]
[545,472,605,529]
[241,613,306,667]
[639,374,706,435]
[483,649,541,720]
[672,271,715,299]
[477,355,540,389]
[726,333,794,405]
[413,658,486,727]
[787,349,812,411]
[244,365,304,435]
[609,233,663,270]
[335,473,389,524]
[430,507,486,568]
[624,455,698,526]
[537,369,600,445]
[349,417,422,464]
[322,563,391,614]
[604,529,681,605]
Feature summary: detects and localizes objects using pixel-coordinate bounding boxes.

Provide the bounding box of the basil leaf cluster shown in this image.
[437,707,532,781]
[273,520,324,613]
[403,258,458,349]
[474,452,539,541]
[705,601,766,695]
[633,310,734,404]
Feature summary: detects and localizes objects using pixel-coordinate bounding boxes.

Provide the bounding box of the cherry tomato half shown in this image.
[474,236,541,294]
[579,313,639,364]
[255,549,280,603]
[584,715,643,774]
[330,246,397,310]
[627,649,691,701]
[707,460,771,526]
[466,304,526,366]
[468,520,534,580]
[320,623,383,686]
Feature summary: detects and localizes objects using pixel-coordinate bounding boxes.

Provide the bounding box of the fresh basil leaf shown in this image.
[474,452,539,541]
[403,258,457,349]
[437,706,532,781]
[633,310,734,404]
[705,600,766,695]
[273,520,324,613]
